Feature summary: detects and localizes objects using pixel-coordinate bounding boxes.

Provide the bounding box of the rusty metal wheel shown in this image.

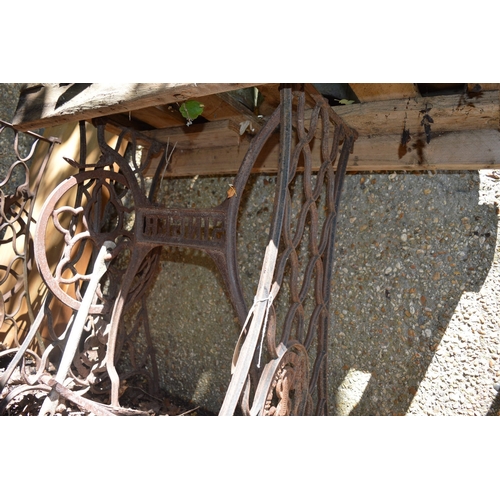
[35,169,135,314]
[251,341,312,416]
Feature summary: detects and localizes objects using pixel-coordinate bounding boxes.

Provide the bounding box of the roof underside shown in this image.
[11,83,500,175]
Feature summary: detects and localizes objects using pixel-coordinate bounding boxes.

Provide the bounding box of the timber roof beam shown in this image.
[10,83,500,174]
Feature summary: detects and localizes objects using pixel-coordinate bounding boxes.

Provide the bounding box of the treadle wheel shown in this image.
[35,169,136,314]
[258,343,311,416]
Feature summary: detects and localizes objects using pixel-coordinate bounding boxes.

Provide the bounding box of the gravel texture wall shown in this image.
[1,83,499,416]
[0,83,22,122]
[150,169,500,416]
[0,83,25,179]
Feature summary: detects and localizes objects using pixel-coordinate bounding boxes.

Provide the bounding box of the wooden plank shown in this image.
[98,85,500,139]
[12,83,261,132]
[197,94,248,122]
[199,85,282,135]
[256,84,281,115]
[194,93,263,135]
[349,83,419,102]
[333,90,499,136]
[142,130,279,177]
[129,104,186,128]
[467,83,500,93]
[110,86,280,133]
[143,129,500,177]
[348,129,500,171]
[215,91,264,133]
[142,120,245,150]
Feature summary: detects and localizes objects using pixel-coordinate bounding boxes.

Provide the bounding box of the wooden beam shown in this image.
[333,90,500,136]
[199,94,250,122]
[129,104,186,128]
[348,129,500,171]
[256,84,281,115]
[215,91,264,133]
[467,83,500,93]
[142,120,245,150]
[349,83,419,102]
[12,83,261,132]
[193,93,263,134]
[143,128,500,177]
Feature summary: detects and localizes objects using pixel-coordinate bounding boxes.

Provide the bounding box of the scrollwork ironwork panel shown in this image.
[221,85,357,415]
[1,84,357,416]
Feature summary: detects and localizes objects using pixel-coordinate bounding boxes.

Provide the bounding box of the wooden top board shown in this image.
[11,83,500,174]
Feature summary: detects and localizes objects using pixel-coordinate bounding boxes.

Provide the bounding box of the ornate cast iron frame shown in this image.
[0,85,357,416]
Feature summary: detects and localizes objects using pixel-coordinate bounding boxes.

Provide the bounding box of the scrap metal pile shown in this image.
[0,86,357,415]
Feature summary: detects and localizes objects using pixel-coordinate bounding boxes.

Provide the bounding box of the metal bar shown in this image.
[39,375,116,416]
[218,85,294,416]
[0,296,48,392]
[38,241,115,416]
[0,118,61,144]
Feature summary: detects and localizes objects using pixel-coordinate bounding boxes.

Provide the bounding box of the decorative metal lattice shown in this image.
[0,120,59,346]
[0,85,357,416]
[0,122,167,415]
[220,85,357,415]
[0,120,62,414]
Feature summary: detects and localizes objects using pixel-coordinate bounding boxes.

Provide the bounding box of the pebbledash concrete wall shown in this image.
[2,83,500,415]
[148,167,500,416]
[0,84,30,178]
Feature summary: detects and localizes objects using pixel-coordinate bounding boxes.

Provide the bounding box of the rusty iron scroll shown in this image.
[1,84,357,416]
